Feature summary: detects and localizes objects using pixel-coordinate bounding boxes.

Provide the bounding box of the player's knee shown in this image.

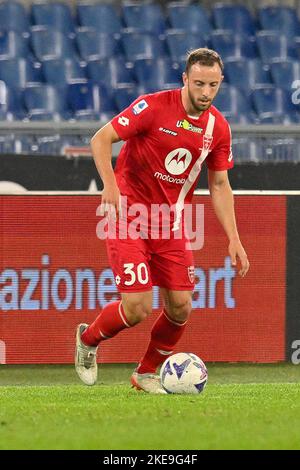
[167,298,192,323]
[123,299,152,325]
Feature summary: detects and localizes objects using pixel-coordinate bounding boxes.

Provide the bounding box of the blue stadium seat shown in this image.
[31,27,77,61]
[76,28,121,61]
[0,1,30,33]
[224,58,272,95]
[121,30,167,61]
[133,58,181,93]
[0,31,30,59]
[251,85,300,123]
[31,2,75,35]
[24,84,71,119]
[211,31,257,60]
[212,4,256,36]
[166,30,209,62]
[0,81,27,119]
[114,86,139,111]
[213,84,256,120]
[258,6,300,38]
[77,3,121,35]
[86,57,135,88]
[42,58,86,86]
[256,31,298,63]
[270,59,300,92]
[167,3,212,36]
[122,2,166,35]
[0,58,43,88]
[67,81,117,119]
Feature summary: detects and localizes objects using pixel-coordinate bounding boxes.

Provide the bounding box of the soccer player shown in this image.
[75,48,250,393]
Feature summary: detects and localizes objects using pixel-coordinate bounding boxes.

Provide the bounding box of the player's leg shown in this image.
[75,291,152,386]
[136,236,194,376]
[75,233,153,386]
[136,289,192,375]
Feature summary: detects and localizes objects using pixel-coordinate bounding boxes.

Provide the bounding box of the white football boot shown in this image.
[131,371,167,394]
[75,323,98,386]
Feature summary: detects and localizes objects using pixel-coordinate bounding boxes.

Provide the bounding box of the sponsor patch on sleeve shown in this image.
[132,99,148,115]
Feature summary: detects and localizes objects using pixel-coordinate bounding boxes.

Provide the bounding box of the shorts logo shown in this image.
[132,100,148,115]
[165,148,192,175]
[188,266,195,284]
[118,116,129,126]
[115,275,121,285]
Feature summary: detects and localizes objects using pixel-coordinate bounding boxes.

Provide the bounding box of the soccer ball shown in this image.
[160,352,208,394]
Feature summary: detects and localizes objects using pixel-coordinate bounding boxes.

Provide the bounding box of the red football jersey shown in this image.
[111,88,233,229]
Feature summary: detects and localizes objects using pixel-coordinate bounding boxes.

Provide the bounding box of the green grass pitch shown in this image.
[1,364,300,450]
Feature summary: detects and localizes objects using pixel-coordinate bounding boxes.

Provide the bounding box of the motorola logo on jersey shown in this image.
[164,148,192,175]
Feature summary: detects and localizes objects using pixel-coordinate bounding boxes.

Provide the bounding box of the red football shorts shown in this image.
[106,227,195,293]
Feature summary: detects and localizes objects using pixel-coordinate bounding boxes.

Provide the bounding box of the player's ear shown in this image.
[182,72,187,85]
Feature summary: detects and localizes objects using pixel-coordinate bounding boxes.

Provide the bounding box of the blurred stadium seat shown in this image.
[213,84,257,122]
[42,58,86,86]
[258,6,300,37]
[224,58,272,95]
[0,31,31,59]
[67,81,117,120]
[0,58,43,88]
[0,1,30,33]
[31,2,75,34]
[121,30,167,61]
[256,31,298,63]
[167,3,212,36]
[87,57,135,89]
[76,28,121,61]
[122,2,166,35]
[166,30,209,62]
[77,3,122,35]
[212,4,256,36]
[270,59,300,92]
[251,85,300,123]
[133,58,181,92]
[0,80,27,119]
[31,27,77,61]
[23,83,71,120]
[114,85,139,111]
[211,31,257,60]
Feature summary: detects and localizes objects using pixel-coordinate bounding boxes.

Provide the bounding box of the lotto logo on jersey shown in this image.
[132,99,148,115]
[164,148,192,175]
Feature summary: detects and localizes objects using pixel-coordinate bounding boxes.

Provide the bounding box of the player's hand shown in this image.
[228,239,250,277]
[100,183,122,221]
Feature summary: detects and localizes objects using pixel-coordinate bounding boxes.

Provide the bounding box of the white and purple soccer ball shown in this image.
[160,352,208,394]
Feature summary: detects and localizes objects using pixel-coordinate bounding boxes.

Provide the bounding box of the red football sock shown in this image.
[137,309,187,374]
[81,301,131,347]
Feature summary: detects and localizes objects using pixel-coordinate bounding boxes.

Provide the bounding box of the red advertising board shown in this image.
[0,195,286,364]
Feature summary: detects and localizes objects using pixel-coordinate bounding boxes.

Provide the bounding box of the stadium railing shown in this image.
[0,121,299,163]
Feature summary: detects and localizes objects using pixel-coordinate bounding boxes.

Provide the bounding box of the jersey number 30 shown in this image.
[123,263,149,286]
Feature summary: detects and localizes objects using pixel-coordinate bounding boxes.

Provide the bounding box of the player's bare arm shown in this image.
[208,169,250,277]
[91,122,122,217]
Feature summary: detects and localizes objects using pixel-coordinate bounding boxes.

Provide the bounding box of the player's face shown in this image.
[183,63,223,113]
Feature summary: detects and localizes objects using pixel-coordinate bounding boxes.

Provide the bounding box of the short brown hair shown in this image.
[185,48,224,74]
